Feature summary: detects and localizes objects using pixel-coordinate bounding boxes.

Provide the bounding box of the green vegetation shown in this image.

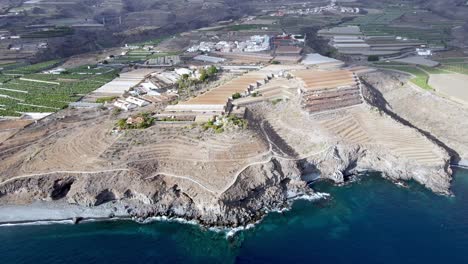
[342,8,459,45]
[418,66,448,74]
[202,115,248,133]
[177,66,219,92]
[131,35,171,46]
[272,98,283,105]
[21,27,74,38]
[280,15,342,31]
[116,112,155,130]
[232,92,241,100]
[435,58,468,63]
[0,64,118,117]
[376,65,433,90]
[368,55,379,62]
[440,63,468,75]
[3,60,62,75]
[114,49,181,63]
[199,65,218,82]
[177,74,196,90]
[271,60,280,65]
[344,8,406,27]
[202,119,224,133]
[223,24,263,31]
[226,115,248,129]
[96,96,118,104]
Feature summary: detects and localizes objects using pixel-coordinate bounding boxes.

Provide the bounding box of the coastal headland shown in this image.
[0,65,462,227]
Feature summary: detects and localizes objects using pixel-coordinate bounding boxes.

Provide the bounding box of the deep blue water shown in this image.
[1,169,467,264]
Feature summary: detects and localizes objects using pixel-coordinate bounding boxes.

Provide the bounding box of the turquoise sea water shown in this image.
[1,169,467,264]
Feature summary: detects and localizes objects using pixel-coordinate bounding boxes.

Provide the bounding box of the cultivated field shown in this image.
[429,73,468,105]
[0,62,117,117]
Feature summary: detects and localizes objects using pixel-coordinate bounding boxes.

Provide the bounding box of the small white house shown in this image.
[114,99,136,111]
[175,68,193,77]
[45,68,66,75]
[141,82,159,90]
[416,48,432,56]
[125,96,150,107]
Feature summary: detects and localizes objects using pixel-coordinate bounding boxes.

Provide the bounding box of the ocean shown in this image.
[1,168,467,264]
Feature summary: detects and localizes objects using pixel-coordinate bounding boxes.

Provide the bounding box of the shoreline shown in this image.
[0,192,330,231]
[0,201,131,226]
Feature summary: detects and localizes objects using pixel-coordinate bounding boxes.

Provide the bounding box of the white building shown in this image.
[114,100,136,111]
[175,68,193,77]
[416,48,432,56]
[141,82,159,90]
[126,96,150,107]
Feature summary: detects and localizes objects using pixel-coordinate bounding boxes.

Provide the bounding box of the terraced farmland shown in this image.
[3,60,62,75]
[376,65,433,90]
[0,64,118,117]
[114,50,180,64]
[343,8,456,44]
[440,63,468,75]
[344,8,406,27]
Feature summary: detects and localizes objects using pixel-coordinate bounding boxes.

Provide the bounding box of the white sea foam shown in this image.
[142,215,199,226]
[0,219,74,227]
[291,192,330,201]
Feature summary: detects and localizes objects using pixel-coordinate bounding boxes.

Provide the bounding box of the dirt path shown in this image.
[0,169,132,187]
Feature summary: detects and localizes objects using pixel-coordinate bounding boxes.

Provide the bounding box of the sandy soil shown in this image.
[429,73,468,105]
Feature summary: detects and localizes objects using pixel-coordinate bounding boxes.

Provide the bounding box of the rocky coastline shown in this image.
[0,70,462,228]
[0,142,452,227]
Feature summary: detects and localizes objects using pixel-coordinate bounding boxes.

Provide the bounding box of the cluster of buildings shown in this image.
[163,69,275,121]
[146,55,181,66]
[271,0,359,16]
[0,31,20,40]
[187,35,271,53]
[113,96,150,111]
[8,42,48,51]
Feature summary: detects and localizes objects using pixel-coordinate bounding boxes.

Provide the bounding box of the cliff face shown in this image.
[0,142,451,226]
[361,71,468,165]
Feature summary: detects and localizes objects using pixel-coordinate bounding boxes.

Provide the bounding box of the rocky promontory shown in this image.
[0,71,458,226]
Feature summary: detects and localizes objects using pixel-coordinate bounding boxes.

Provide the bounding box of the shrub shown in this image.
[232,92,241,99]
[96,96,118,103]
[368,55,379,62]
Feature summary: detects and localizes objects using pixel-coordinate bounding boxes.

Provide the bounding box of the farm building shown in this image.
[92,69,157,96]
[126,96,150,107]
[165,69,274,114]
[193,55,226,63]
[114,100,136,111]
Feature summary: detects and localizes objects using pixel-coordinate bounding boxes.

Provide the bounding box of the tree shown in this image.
[232,92,241,99]
[368,55,379,62]
[207,65,218,75]
[199,68,208,82]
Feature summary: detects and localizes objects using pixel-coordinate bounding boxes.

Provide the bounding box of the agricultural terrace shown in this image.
[0,63,117,117]
[435,58,468,75]
[279,15,342,32]
[114,50,180,64]
[3,60,62,75]
[343,8,460,45]
[374,64,433,90]
[375,57,468,91]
